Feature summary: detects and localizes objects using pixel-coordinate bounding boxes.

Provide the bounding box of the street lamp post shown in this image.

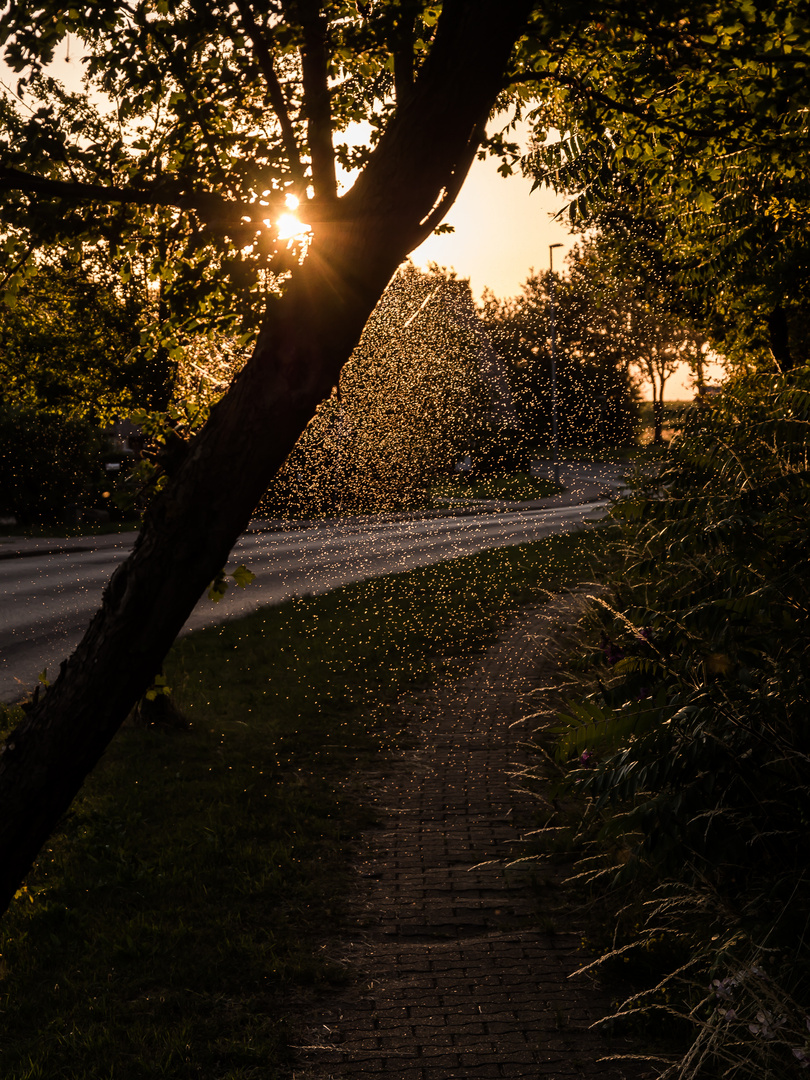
[548,243,563,486]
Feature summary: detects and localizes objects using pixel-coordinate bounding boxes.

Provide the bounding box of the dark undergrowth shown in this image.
[535,370,810,1079]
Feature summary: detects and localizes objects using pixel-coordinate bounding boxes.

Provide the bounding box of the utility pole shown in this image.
[549,243,563,486]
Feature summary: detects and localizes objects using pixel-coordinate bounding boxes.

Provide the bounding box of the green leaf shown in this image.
[207,569,229,602]
[231,564,255,589]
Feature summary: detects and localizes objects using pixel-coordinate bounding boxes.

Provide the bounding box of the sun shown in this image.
[273,193,312,244]
[276,212,311,242]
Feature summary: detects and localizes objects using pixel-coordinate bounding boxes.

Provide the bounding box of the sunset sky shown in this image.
[410,150,723,400]
[412,151,576,302]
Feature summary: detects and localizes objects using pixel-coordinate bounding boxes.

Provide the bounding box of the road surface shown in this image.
[0,463,624,703]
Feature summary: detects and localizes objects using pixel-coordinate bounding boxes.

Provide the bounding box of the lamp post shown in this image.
[548,243,563,486]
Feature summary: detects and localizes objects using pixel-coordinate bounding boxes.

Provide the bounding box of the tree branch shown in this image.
[232,0,306,190]
[130,7,234,187]
[505,64,787,146]
[291,0,337,201]
[0,164,278,233]
[408,121,484,249]
[343,0,533,255]
[505,69,680,128]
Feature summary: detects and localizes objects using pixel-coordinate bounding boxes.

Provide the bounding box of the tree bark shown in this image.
[768,303,793,371]
[652,389,664,444]
[0,0,533,916]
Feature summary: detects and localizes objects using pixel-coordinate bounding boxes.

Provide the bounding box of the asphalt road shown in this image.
[0,463,625,703]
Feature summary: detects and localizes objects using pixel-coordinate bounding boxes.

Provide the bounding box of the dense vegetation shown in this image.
[0,261,154,523]
[545,372,810,1077]
[482,241,648,452]
[511,4,810,1073]
[522,1,810,376]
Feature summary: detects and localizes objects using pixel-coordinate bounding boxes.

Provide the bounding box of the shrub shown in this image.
[0,403,103,523]
[547,369,810,1078]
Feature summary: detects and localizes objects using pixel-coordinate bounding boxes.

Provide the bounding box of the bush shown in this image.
[0,403,103,524]
[546,369,810,1078]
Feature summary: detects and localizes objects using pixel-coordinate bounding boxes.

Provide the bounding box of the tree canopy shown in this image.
[482,244,640,451]
[520,0,810,371]
[0,259,161,417]
[0,258,156,521]
[1,1,528,346]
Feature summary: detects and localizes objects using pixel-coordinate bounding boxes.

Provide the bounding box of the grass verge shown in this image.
[0,527,606,1079]
[0,520,141,540]
[431,470,561,502]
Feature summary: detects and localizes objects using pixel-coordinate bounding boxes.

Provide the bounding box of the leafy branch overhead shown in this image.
[0,1,463,331]
[514,1,810,370]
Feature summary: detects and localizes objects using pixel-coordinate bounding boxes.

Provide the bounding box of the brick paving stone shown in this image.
[413,1029,455,1044]
[295,591,658,1080]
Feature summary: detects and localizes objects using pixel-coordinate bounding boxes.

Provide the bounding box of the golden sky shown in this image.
[410,153,724,400]
[411,150,576,302]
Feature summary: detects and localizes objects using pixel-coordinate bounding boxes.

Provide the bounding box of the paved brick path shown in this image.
[295,590,657,1080]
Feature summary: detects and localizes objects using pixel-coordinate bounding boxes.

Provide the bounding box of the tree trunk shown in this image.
[768,303,793,371]
[652,390,664,444]
[0,0,533,916]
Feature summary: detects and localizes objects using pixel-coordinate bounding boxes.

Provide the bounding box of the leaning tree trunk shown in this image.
[0,0,533,916]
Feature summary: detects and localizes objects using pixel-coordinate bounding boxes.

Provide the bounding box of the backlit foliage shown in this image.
[0,259,150,523]
[520,1,810,377]
[483,241,644,450]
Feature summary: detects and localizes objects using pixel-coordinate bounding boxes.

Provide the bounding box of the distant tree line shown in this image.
[2,243,708,523]
[0,259,151,523]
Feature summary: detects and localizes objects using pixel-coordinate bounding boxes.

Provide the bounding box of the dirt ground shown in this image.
[292,589,669,1080]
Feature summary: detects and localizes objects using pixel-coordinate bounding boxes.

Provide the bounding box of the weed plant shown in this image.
[546,370,810,1078]
[0,530,597,1079]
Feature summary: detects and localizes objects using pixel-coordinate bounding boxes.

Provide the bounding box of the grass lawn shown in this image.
[0,527,608,1079]
[0,520,141,540]
[431,470,562,503]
